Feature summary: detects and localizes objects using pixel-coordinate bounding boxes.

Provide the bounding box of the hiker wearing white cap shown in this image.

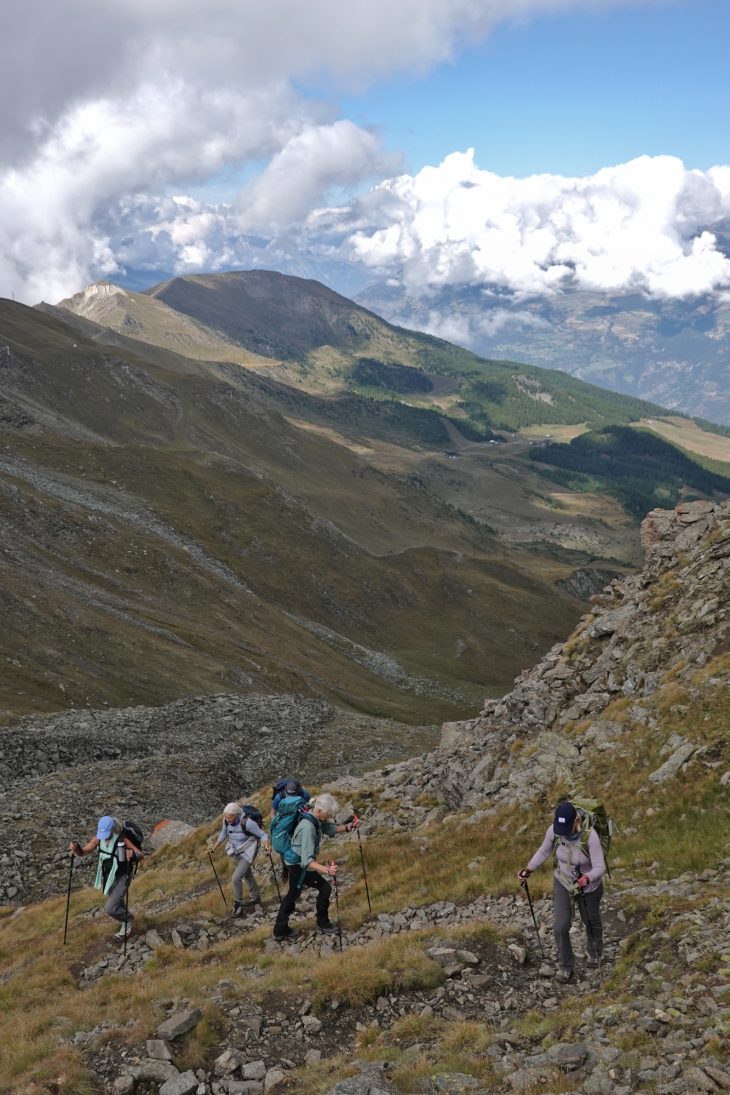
[68,816,144,940]
[209,802,269,917]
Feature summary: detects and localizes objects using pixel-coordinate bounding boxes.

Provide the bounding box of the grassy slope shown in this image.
[1,651,726,1094]
[72,272,669,433]
[0,301,581,721]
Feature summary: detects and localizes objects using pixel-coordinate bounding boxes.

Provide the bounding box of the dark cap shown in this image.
[553,802,578,837]
[284,780,300,796]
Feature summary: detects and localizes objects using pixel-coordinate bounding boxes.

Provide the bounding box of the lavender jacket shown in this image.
[527,825,606,894]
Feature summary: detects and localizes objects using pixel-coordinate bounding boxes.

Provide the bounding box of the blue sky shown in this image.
[338,0,730,178]
[2,0,730,304]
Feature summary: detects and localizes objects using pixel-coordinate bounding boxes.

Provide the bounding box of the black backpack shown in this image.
[120,820,145,851]
[99,820,144,885]
[241,804,264,830]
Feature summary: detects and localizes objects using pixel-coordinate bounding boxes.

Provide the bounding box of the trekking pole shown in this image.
[63,850,76,945]
[207,848,228,912]
[521,880,546,959]
[353,820,372,915]
[266,847,282,902]
[329,860,343,952]
[123,868,133,958]
[577,886,600,966]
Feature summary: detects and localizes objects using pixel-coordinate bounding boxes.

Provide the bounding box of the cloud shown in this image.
[236,122,401,232]
[0,0,690,302]
[345,152,730,299]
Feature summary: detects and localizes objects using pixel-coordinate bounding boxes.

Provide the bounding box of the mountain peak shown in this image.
[57,279,130,317]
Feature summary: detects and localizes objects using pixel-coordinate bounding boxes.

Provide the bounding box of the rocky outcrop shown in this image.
[340,499,730,816]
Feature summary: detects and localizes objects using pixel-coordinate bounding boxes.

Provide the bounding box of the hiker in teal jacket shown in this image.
[272,793,357,942]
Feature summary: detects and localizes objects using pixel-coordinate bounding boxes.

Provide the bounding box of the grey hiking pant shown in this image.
[553,878,603,970]
[231,856,259,903]
[104,871,132,923]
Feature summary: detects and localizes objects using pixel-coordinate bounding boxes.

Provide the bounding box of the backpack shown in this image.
[272,777,302,801]
[99,820,144,886]
[241,804,264,831]
[555,797,613,867]
[120,820,145,851]
[270,797,317,864]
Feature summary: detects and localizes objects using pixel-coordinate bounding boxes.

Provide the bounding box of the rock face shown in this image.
[341,499,730,818]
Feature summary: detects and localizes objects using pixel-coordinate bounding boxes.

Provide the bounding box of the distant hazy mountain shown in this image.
[356,282,730,425]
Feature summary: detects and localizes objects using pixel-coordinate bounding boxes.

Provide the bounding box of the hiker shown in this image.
[271,777,310,818]
[518,801,605,981]
[271,778,311,881]
[209,802,269,917]
[272,793,357,942]
[68,816,144,940]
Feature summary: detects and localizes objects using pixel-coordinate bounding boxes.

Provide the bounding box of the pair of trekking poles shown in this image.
[64,849,135,957]
[207,815,372,953]
[520,876,599,961]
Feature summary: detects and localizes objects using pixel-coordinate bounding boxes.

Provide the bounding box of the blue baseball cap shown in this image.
[96,815,116,840]
[553,803,577,836]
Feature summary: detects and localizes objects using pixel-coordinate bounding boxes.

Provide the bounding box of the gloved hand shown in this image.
[576,874,590,889]
[517,868,531,882]
[348,814,360,832]
[207,839,217,852]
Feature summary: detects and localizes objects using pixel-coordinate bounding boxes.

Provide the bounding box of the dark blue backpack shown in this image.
[270,797,317,865]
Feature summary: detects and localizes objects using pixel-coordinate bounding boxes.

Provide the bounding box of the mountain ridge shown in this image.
[356,281,730,426]
[1,296,590,723]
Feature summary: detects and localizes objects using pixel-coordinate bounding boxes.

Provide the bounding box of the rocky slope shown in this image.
[363,497,729,815]
[1,499,728,1095]
[0,694,438,906]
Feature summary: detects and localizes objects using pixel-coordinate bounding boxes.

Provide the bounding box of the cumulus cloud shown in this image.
[236,122,400,232]
[345,152,730,299]
[0,0,703,302]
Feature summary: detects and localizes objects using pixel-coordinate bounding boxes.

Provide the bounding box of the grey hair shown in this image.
[311,793,340,818]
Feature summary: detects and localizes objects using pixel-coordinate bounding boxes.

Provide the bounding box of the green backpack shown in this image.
[555,797,614,868]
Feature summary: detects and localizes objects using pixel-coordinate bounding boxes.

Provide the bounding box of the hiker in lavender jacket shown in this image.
[517,801,605,981]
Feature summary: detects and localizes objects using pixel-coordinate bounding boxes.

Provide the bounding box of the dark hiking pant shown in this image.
[553,878,603,971]
[273,863,331,935]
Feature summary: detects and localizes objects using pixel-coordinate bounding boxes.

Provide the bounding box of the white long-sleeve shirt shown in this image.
[218,815,267,863]
[527,825,606,894]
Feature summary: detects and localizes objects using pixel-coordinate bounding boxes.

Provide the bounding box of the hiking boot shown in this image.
[317,921,339,935]
[555,967,573,983]
[585,953,601,968]
[273,927,299,943]
[114,917,133,940]
[243,895,261,907]
[230,902,244,919]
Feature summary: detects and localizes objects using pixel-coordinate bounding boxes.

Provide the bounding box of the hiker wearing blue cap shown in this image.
[517,801,606,981]
[69,816,144,940]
